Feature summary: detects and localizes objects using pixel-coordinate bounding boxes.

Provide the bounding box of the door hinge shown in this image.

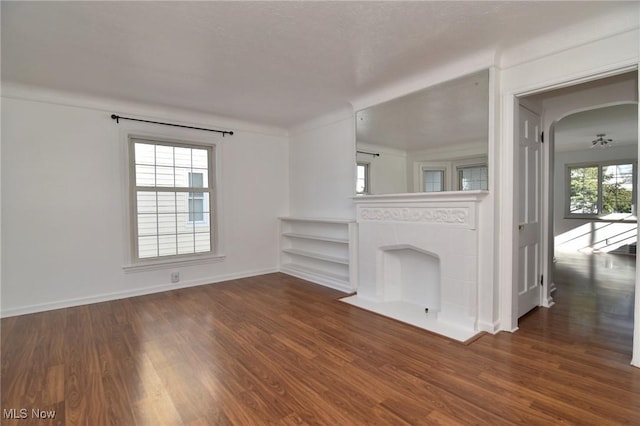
[540,131,544,143]
[540,275,544,286]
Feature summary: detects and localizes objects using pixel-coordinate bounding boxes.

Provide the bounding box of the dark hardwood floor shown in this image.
[2,255,639,425]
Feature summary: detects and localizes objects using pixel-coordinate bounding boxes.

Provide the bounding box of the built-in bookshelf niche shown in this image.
[278,217,357,293]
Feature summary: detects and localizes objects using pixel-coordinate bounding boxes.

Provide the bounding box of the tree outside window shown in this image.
[568,162,634,217]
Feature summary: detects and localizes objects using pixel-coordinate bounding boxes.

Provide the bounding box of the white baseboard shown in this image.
[280,265,353,294]
[0,267,279,318]
[477,319,501,334]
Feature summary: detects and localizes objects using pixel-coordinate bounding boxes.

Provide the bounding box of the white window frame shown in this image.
[565,160,637,220]
[124,134,223,271]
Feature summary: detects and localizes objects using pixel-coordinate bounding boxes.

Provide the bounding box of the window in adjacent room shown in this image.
[422,168,445,192]
[458,165,488,191]
[356,162,370,195]
[567,161,635,218]
[130,137,215,261]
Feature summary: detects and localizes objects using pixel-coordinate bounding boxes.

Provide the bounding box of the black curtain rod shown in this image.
[111,114,234,136]
[357,150,380,157]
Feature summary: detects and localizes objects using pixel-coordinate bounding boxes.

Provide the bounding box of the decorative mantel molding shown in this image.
[360,207,469,226]
[354,190,487,230]
[353,190,488,204]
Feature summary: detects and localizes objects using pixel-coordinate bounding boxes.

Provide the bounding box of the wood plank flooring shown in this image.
[2,254,639,425]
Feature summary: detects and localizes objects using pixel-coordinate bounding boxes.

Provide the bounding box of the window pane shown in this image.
[155,166,175,187]
[137,213,157,236]
[158,213,177,235]
[602,164,633,214]
[192,169,208,188]
[138,236,158,259]
[174,147,192,168]
[155,145,174,167]
[459,166,488,190]
[188,198,204,222]
[177,233,195,255]
[134,143,155,165]
[569,166,599,214]
[157,192,176,214]
[195,232,211,253]
[137,192,157,214]
[189,173,203,188]
[424,170,444,192]
[192,149,208,169]
[135,165,155,187]
[158,234,177,256]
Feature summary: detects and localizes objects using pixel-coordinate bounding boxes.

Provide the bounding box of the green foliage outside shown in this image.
[569,165,633,215]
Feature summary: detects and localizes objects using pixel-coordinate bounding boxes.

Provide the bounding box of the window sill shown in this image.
[123,253,226,273]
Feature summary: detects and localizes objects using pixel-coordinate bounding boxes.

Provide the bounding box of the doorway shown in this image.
[517,70,638,361]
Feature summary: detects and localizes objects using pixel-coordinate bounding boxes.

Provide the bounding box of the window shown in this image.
[130,137,215,261]
[567,162,635,218]
[356,162,370,195]
[423,169,445,192]
[458,165,488,190]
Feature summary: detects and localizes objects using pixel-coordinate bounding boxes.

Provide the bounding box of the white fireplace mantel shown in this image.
[343,190,489,342]
[353,190,488,204]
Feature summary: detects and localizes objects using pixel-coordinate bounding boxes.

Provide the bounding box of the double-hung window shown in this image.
[567,161,636,218]
[130,137,215,262]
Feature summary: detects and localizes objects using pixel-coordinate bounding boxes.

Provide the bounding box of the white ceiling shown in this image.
[1,1,637,128]
[555,104,638,152]
[356,70,488,151]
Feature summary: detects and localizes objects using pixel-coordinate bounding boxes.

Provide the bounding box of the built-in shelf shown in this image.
[279,217,357,293]
[282,248,349,265]
[282,232,349,244]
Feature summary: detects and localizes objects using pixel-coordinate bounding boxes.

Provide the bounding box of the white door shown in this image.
[517,105,542,317]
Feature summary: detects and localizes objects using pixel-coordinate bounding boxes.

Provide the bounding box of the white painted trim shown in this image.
[477,320,501,334]
[0,267,279,318]
[279,216,355,224]
[353,190,488,204]
[122,254,226,273]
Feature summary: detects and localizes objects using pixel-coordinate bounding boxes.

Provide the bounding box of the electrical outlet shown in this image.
[171,272,180,283]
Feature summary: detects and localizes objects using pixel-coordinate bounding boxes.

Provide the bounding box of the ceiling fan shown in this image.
[592,133,613,148]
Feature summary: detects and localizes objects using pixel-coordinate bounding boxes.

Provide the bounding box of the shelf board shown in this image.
[282,248,349,265]
[281,263,349,283]
[279,217,354,224]
[282,232,348,244]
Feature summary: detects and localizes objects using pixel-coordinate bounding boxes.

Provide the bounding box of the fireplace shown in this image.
[342,191,487,342]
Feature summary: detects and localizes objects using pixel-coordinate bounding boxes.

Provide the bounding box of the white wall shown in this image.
[289,109,356,219]
[1,87,289,316]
